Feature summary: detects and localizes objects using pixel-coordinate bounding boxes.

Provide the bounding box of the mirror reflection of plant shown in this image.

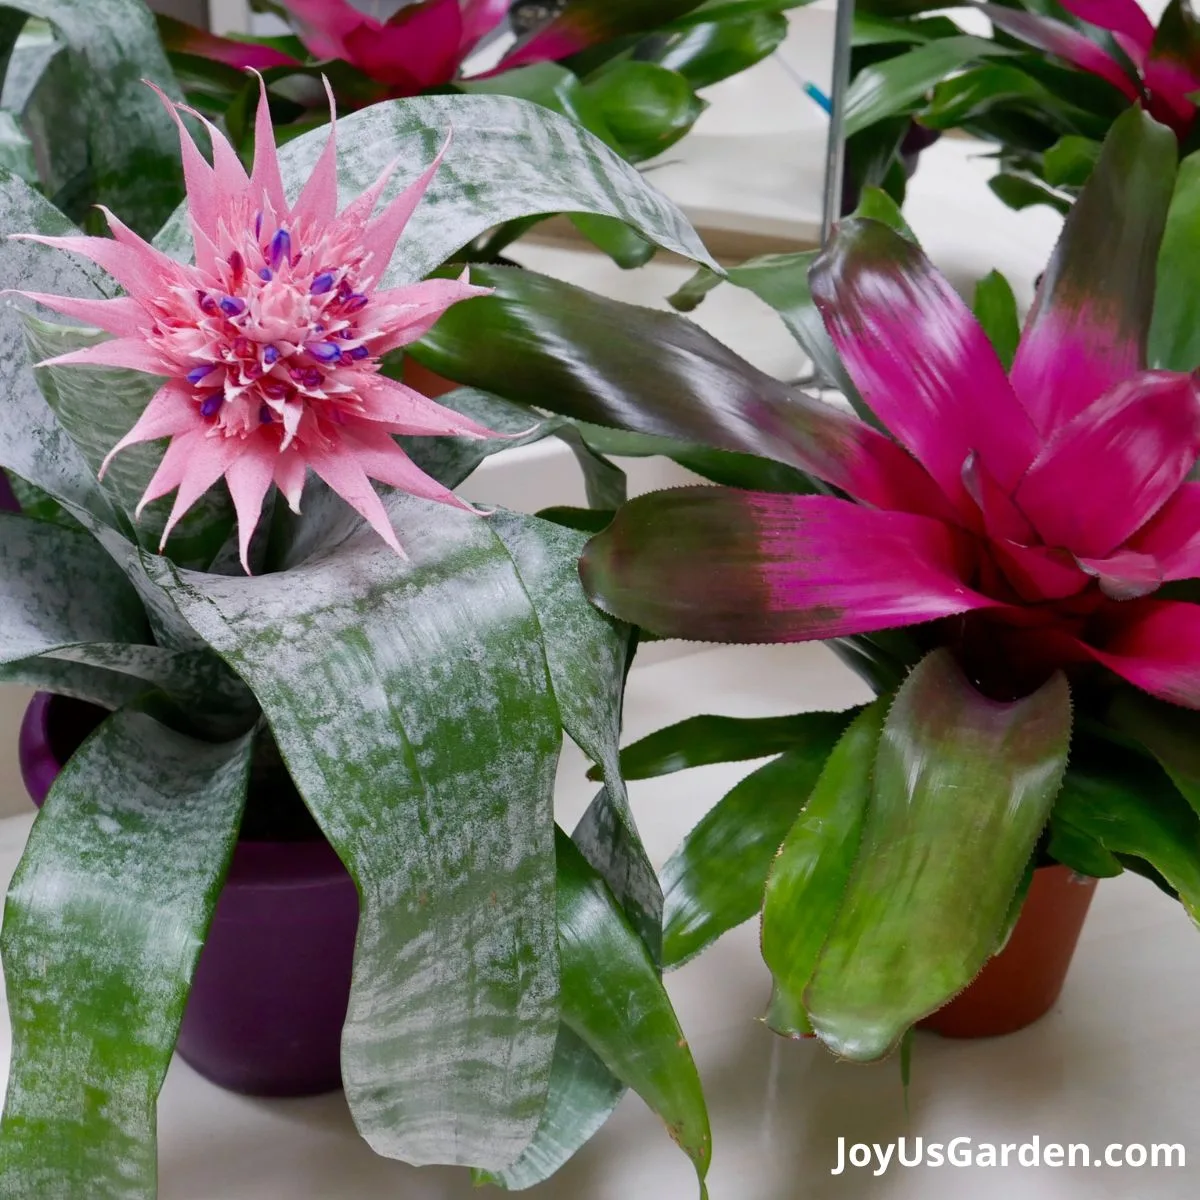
[158,0,812,264]
[841,0,1200,217]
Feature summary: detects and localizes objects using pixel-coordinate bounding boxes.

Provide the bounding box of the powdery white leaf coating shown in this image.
[0,656,152,708]
[152,93,718,285]
[1,22,60,115]
[0,711,252,1199]
[488,511,662,954]
[483,1025,624,1190]
[0,174,117,525]
[146,493,561,1171]
[0,510,147,662]
[21,316,235,569]
[10,0,185,231]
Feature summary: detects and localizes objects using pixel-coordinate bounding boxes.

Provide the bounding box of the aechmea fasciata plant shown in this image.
[0,73,725,1195]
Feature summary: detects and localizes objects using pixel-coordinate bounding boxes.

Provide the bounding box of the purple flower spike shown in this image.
[310,272,336,295]
[269,228,291,270]
[307,341,342,363]
[259,267,273,282]
[219,295,246,317]
[262,345,280,365]
[200,393,223,418]
[187,363,217,385]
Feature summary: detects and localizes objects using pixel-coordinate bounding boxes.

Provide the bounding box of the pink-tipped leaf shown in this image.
[811,218,1039,518]
[1013,369,1200,559]
[580,488,994,644]
[1009,106,1178,434]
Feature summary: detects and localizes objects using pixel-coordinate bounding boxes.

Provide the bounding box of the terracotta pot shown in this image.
[18,692,359,1097]
[919,864,1098,1039]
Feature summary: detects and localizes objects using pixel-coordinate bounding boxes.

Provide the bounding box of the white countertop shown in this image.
[1,640,1198,1197]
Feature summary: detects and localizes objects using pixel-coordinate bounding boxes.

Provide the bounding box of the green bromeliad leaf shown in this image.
[595,709,860,781]
[571,421,816,496]
[0,508,147,656]
[1107,690,1200,820]
[21,316,235,568]
[760,702,887,1036]
[457,64,657,266]
[843,35,1011,138]
[555,830,708,1188]
[154,93,718,280]
[665,184,912,414]
[971,269,1020,369]
[411,264,870,480]
[144,495,563,1171]
[667,249,858,401]
[0,0,186,235]
[643,12,789,89]
[804,650,1072,1060]
[1054,737,1200,921]
[0,109,34,182]
[1150,147,1200,372]
[662,711,858,969]
[482,1024,625,1192]
[487,512,659,957]
[0,171,116,527]
[394,385,627,514]
[485,829,710,1193]
[0,709,252,1200]
[0,507,253,724]
[580,60,705,164]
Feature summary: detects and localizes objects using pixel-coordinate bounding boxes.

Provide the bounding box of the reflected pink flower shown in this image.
[984,0,1200,138]
[15,79,496,570]
[162,0,581,99]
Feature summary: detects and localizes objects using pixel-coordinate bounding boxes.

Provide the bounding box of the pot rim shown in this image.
[20,691,351,891]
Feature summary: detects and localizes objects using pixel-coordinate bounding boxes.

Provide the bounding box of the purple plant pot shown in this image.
[0,472,18,514]
[18,692,359,1098]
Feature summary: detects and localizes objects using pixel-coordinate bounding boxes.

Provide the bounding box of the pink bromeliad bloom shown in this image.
[15,79,495,570]
[985,0,1200,138]
[581,111,1200,709]
[164,0,581,98]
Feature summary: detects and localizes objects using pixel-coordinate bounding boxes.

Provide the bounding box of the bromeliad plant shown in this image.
[578,103,1200,1057]
[160,0,809,265]
[844,0,1200,217]
[414,101,1200,1061]
[0,81,718,1196]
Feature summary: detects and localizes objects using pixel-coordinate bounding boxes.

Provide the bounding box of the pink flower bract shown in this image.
[16,78,497,570]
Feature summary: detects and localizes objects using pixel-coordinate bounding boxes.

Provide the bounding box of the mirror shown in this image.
[209,0,856,259]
